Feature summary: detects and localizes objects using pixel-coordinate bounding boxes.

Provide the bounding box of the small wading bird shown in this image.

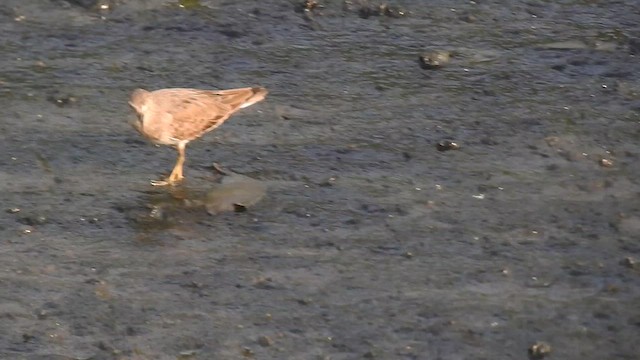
[128,86,268,186]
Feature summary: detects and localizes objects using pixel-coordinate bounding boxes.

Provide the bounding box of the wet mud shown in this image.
[1,0,639,359]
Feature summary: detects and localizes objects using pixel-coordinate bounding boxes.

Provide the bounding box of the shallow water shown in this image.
[1,0,639,359]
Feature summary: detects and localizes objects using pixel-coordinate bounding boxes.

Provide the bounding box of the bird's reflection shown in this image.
[130,164,266,239]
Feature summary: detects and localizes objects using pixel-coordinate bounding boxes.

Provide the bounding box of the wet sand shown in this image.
[1,0,639,359]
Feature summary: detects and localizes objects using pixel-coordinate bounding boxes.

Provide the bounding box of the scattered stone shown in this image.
[528,341,552,360]
[218,27,246,39]
[350,1,406,19]
[459,13,477,23]
[363,350,377,358]
[181,281,203,289]
[241,347,254,357]
[178,0,201,9]
[178,349,199,358]
[544,136,560,146]
[436,140,460,152]
[22,333,36,343]
[419,51,451,70]
[318,176,337,187]
[599,158,614,167]
[32,61,48,73]
[46,94,77,107]
[257,335,273,347]
[620,257,636,269]
[232,203,248,213]
[252,276,276,289]
[18,214,47,226]
[297,298,312,305]
[295,0,322,12]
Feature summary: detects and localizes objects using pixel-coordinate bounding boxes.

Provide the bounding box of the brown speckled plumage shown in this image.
[129,86,268,185]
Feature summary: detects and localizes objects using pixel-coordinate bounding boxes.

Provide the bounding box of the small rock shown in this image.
[252,276,276,289]
[318,176,337,187]
[233,204,248,213]
[528,341,552,360]
[599,158,614,167]
[22,333,36,343]
[257,335,273,347]
[46,94,77,107]
[178,0,201,9]
[357,3,406,19]
[18,215,47,226]
[295,0,321,12]
[620,257,636,269]
[419,51,451,70]
[378,4,405,18]
[436,140,460,151]
[6,208,20,214]
[178,349,199,358]
[20,226,33,234]
[459,13,477,23]
[241,347,254,357]
[297,298,312,305]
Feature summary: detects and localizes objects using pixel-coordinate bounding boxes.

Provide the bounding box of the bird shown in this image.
[128,86,268,186]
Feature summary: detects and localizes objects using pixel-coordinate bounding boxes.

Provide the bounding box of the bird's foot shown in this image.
[150,175,183,186]
[150,179,170,186]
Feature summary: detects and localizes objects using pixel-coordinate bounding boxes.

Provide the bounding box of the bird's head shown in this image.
[128,88,151,132]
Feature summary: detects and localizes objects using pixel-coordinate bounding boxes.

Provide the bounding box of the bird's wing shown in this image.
[154,87,267,141]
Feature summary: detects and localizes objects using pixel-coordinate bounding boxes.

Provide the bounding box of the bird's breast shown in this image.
[137,112,181,146]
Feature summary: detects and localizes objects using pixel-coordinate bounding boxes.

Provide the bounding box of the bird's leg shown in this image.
[150,142,186,186]
[168,142,186,184]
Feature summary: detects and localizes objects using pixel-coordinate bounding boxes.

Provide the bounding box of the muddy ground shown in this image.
[0,0,639,359]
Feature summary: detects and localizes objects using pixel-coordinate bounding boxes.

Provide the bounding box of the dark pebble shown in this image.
[459,14,477,23]
[436,140,460,151]
[318,176,337,187]
[257,335,273,347]
[18,215,48,226]
[358,3,406,19]
[419,51,451,70]
[528,341,552,360]
[47,95,77,107]
[620,257,636,269]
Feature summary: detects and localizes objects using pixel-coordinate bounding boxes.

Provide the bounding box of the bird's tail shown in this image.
[240,87,268,108]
